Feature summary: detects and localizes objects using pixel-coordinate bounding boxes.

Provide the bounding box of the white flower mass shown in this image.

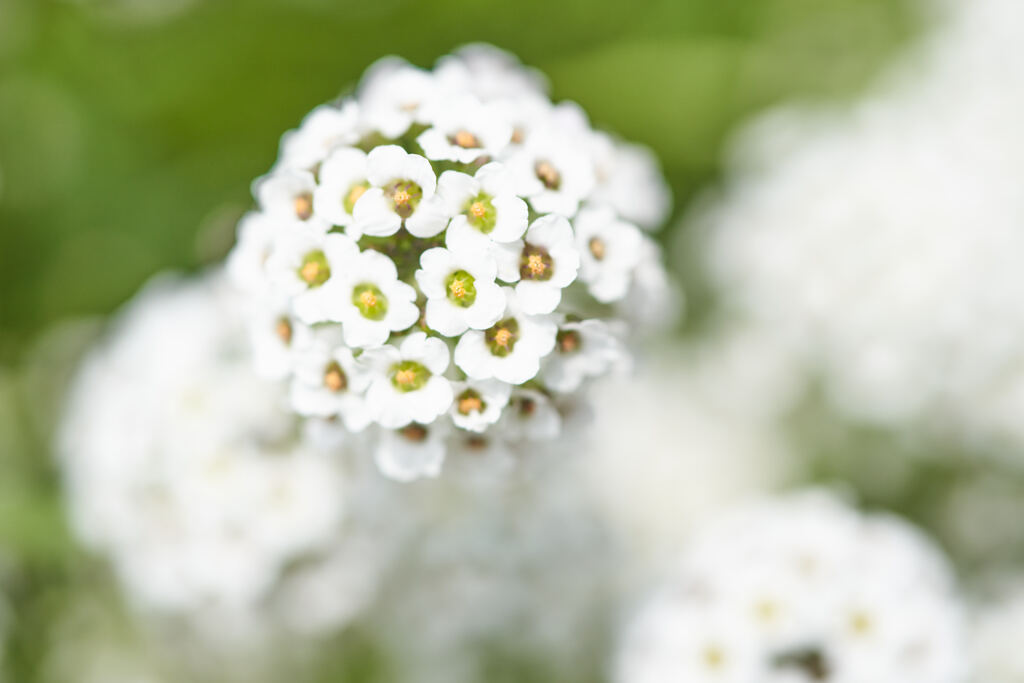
[227,44,673,481]
[58,271,383,634]
[614,491,969,683]
[700,0,1024,457]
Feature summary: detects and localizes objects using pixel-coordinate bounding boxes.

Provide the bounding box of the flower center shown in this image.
[515,396,536,416]
[519,244,554,281]
[293,193,314,220]
[450,129,480,148]
[391,360,431,393]
[343,182,369,214]
[275,317,293,345]
[298,250,331,287]
[588,237,606,261]
[556,329,582,353]
[399,423,428,441]
[464,193,497,233]
[352,283,389,320]
[485,318,520,357]
[534,160,561,190]
[386,179,423,219]
[445,269,478,307]
[703,646,725,670]
[323,361,347,392]
[456,389,485,415]
[510,127,525,144]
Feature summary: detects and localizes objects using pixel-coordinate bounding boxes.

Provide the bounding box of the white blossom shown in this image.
[448,379,511,433]
[330,247,419,348]
[453,288,557,384]
[510,214,580,315]
[542,319,627,393]
[415,245,505,336]
[311,145,370,231]
[615,491,969,683]
[574,205,643,304]
[363,331,454,428]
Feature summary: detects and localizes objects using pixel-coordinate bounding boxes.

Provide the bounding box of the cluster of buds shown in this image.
[228,45,674,480]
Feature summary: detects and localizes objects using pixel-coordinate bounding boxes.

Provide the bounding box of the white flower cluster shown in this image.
[615,491,969,683]
[228,44,673,481]
[58,271,383,635]
[700,0,1024,457]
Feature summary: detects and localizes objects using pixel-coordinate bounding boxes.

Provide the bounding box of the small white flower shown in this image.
[373,422,448,482]
[590,133,672,230]
[415,246,505,337]
[506,126,595,217]
[265,229,360,324]
[227,211,278,295]
[254,168,328,230]
[330,247,420,348]
[438,162,528,282]
[417,94,512,163]
[574,205,643,303]
[449,379,511,432]
[363,332,454,428]
[434,43,549,102]
[276,101,362,172]
[312,146,370,231]
[454,288,557,384]
[542,319,627,393]
[496,388,561,441]
[357,58,439,138]
[290,325,373,431]
[353,145,448,238]
[246,298,311,380]
[510,214,580,315]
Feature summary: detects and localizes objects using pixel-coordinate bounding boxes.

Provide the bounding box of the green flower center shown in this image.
[464,193,497,233]
[343,181,370,214]
[519,244,554,281]
[298,250,331,288]
[391,360,431,393]
[352,283,388,320]
[456,389,486,415]
[556,329,582,353]
[385,179,423,219]
[485,318,520,356]
[445,269,477,307]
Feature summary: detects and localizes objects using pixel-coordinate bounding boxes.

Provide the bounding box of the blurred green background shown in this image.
[0,0,918,679]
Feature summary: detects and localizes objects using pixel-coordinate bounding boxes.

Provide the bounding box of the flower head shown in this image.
[225,44,674,480]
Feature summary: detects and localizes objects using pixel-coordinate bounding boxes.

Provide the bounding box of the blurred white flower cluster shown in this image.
[700,0,1024,457]
[615,491,969,683]
[227,44,675,481]
[972,581,1024,683]
[59,272,386,638]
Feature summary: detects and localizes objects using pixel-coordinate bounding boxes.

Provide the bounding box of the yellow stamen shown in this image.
[535,160,560,189]
[449,278,467,299]
[589,237,606,261]
[393,189,411,206]
[293,193,313,220]
[275,319,293,345]
[452,129,480,148]
[469,201,487,219]
[703,646,725,670]
[394,368,417,388]
[493,327,513,348]
[458,396,483,415]
[527,253,546,276]
[347,184,367,208]
[850,612,872,635]
[359,290,378,308]
[324,365,346,392]
[300,261,322,285]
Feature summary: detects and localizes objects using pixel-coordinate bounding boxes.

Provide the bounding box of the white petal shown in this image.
[464,282,505,330]
[436,170,479,213]
[425,299,467,337]
[366,145,410,185]
[489,193,529,243]
[352,188,401,237]
[406,195,450,238]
